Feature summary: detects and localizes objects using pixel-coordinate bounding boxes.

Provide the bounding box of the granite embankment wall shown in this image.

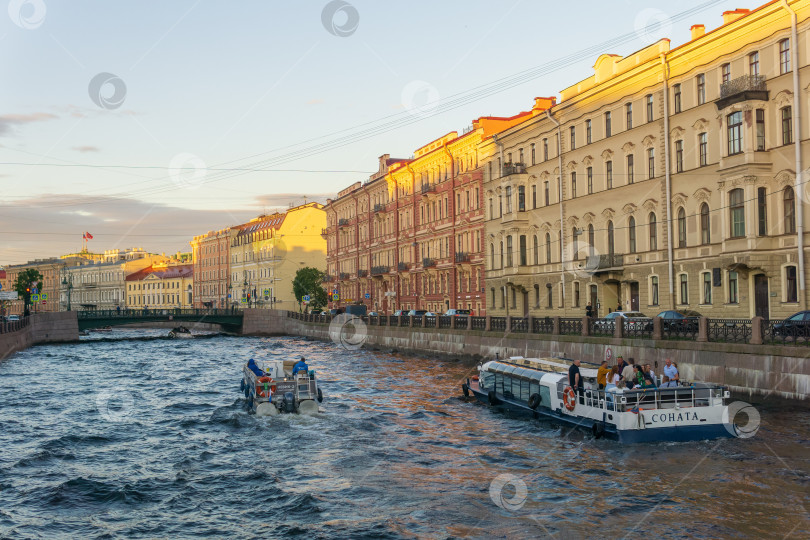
[241,310,810,401]
[0,312,79,361]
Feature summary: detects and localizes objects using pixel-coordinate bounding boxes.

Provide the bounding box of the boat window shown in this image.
[481,372,494,389]
[494,373,504,395]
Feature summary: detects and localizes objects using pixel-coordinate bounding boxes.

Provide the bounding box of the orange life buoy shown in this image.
[471,375,480,381]
[256,376,276,398]
[563,386,577,411]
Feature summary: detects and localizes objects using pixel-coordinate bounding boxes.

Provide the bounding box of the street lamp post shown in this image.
[61,272,73,312]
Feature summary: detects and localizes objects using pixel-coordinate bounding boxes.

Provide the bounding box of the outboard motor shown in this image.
[281,392,296,413]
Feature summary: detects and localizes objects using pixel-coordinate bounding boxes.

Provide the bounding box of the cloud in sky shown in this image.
[70,145,100,153]
[0,113,59,136]
[0,194,253,265]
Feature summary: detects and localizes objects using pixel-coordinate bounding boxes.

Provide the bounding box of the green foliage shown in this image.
[292,267,327,311]
[13,268,43,300]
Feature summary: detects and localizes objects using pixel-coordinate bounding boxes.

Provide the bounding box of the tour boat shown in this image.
[240,358,323,416]
[168,326,193,339]
[462,356,743,443]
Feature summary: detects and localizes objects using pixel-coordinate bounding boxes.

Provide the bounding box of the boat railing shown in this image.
[568,384,727,413]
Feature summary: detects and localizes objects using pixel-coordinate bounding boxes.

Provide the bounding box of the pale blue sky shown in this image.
[0,0,750,262]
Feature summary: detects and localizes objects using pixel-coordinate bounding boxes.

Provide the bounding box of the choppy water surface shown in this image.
[0,333,808,539]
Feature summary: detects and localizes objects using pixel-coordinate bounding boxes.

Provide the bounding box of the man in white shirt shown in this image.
[663,358,679,384]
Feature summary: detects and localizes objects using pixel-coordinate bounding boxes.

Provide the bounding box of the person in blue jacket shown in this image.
[292,356,309,376]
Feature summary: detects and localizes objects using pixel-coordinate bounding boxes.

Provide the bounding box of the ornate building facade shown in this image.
[483,1,810,320]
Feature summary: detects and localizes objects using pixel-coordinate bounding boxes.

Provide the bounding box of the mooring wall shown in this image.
[240,310,810,401]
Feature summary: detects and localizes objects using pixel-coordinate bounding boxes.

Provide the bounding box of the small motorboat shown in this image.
[241,358,323,416]
[93,326,113,333]
[463,355,743,443]
[168,326,193,339]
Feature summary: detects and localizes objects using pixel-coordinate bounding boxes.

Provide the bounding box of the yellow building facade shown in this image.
[484,1,810,320]
[230,202,327,309]
[125,263,194,309]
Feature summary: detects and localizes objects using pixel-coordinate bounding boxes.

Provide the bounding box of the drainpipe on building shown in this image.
[661,52,676,310]
[546,109,566,309]
[782,0,806,309]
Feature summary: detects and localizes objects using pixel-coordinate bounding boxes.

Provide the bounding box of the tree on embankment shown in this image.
[292,267,327,312]
[13,268,43,317]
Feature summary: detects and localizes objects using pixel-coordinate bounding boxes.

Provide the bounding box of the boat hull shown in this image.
[466,383,732,443]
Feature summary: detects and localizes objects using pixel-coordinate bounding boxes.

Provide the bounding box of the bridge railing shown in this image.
[76,308,243,319]
[0,316,30,334]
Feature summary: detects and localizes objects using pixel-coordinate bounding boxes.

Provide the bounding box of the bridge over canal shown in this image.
[77,308,244,332]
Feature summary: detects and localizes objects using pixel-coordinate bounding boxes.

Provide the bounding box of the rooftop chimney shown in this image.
[690,24,705,40]
[722,9,750,25]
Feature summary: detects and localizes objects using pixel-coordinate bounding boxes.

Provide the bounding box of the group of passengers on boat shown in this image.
[570,355,681,404]
[245,356,309,403]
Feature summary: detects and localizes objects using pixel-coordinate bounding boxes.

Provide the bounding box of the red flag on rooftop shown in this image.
[85,232,94,239]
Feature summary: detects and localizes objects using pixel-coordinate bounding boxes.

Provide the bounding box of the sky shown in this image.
[0,0,752,264]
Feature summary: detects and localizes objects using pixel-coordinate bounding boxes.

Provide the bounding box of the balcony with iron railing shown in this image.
[420,183,436,195]
[580,253,624,273]
[371,266,390,276]
[501,162,527,176]
[338,218,350,227]
[323,274,335,283]
[423,258,436,268]
[357,269,368,278]
[398,262,410,271]
[339,272,350,281]
[716,75,768,109]
[373,203,386,213]
[454,252,470,263]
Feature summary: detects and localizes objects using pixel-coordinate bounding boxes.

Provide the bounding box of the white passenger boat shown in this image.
[240,358,323,416]
[463,356,742,443]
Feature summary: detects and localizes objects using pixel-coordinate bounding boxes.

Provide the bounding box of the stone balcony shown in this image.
[716,75,768,109]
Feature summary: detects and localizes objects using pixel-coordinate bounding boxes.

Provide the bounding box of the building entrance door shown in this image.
[523,291,529,317]
[590,285,598,318]
[630,282,640,311]
[754,274,769,319]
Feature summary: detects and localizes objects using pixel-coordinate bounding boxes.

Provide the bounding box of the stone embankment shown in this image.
[0,312,79,361]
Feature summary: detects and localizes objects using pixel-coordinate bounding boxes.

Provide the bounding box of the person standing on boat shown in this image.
[663,358,679,384]
[605,366,620,390]
[596,360,610,390]
[568,358,584,402]
[621,358,635,388]
[292,356,309,376]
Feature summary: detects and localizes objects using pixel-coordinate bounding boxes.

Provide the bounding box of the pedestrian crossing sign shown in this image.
[31,294,40,302]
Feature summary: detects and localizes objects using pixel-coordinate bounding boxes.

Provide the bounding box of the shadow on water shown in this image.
[0,333,808,539]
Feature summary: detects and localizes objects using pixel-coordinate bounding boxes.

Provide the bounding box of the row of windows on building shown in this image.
[127,281,185,291]
[127,294,189,305]
[488,186,797,269]
[489,265,797,311]
[489,39,793,182]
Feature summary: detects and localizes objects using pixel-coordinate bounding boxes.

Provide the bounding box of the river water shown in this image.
[0,330,808,539]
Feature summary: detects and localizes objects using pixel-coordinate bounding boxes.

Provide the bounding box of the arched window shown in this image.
[545,233,552,263]
[490,243,495,269]
[700,203,710,245]
[607,221,615,255]
[572,227,579,260]
[784,186,796,234]
[628,217,636,253]
[677,207,686,248]
[533,235,539,265]
[499,241,504,268]
[649,212,658,250]
[729,188,745,237]
[588,225,595,256]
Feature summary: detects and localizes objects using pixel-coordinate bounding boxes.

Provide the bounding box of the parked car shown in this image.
[328,308,344,316]
[407,309,428,317]
[444,309,471,318]
[310,309,323,315]
[593,311,651,332]
[423,311,437,317]
[367,311,380,317]
[771,310,810,337]
[656,309,701,332]
[392,310,407,316]
[344,304,367,316]
[6,315,20,322]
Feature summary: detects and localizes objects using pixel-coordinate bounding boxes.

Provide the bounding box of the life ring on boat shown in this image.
[317,387,323,403]
[471,375,479,381]
[256,376,276,398]
[488,390,500,406]
[528,393,542,410]
[462,383,470,398]
[562,386,577,411]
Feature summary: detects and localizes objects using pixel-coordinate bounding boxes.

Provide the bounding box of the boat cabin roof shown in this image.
[483,356,599,380]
